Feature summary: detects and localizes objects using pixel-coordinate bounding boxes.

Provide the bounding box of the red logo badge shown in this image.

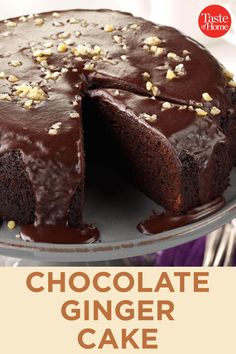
[198,4,231,38]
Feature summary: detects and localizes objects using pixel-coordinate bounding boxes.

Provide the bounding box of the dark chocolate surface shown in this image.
[0,9,234,241]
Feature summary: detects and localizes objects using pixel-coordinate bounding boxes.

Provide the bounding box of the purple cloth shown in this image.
[155,237,206,266]
[126,235,236,266]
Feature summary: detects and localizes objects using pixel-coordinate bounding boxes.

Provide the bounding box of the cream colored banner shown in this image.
[0,267,235,353]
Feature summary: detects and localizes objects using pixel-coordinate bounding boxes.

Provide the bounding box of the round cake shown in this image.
[0,9,235,241]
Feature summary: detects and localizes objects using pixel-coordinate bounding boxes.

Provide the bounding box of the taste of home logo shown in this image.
[198,4,231,38]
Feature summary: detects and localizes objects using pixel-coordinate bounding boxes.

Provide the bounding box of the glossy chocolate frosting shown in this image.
[20,223,99,244]
[88,88,228,204]
[0,9,234,241]
[137,196,225,235]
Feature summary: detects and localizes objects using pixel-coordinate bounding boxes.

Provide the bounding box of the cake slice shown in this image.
[88,89,230,213]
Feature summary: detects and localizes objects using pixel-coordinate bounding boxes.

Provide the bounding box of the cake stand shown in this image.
[0,165,236,266]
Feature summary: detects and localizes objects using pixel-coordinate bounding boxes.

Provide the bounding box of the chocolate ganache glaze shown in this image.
[137,197,225,235]
[20,224,99,244]
[0,9,235,243]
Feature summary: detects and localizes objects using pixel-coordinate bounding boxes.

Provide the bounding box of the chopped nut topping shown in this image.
[167,52,182,61]
[43,41,53,48]
[94,45,102,55]
[24,100,33,109]
[8,75,20,83]
[228,80,236,87]
[183,49,190,55]
[14,84,46,101]
[7,220,16,229]
[142,72,150,79]
[195,108,208,116]
[202,92,213,101]
[113,90,120,96]
[178,105,187,111]
[146,81,153,91]
[36,56,48,63]
[157,63,169,70]
[0,72,5,79]
[113,35,122,43]
[48,128,58,135]
[70,112,80,118]
[162,102,172,109]
[155,47,164,56]
[210,106,221,115]
[48,122,62,135]
[185,55,191,61]
[19,16,27,22]
[121,55,127,61]
[58,31,71,39]
[84,62,95,71]
[151,85,159,97]
[69,18,80,24]
[140,113,157,122]
[81,20,88,28]
[9,60,22,67]
[144,36,161,46]
[0,94,12,101]
[5,21,17,27]
[196,102,203,108]
[51,122,62,129]
[104,24,114,32]
[223,68,234,80]
[57,43,68,53]
[75,31,81,37]
[47,33,58,40]
[130,23,139,30]
[61,67,69,73]
[35,18,44,26]
[71,47,81,59]
[145,81,159,96]
[52,12,60,18]
[25,86,46,100]
[175,63,185,76]
[150,45,157,53]
[72,44,102,58]
[45,71,61,80]
[33,48,52,57]
[65,38,74,46]
[53,21,64,27]
[166,69,176,80]
[143,44,149,51]
[2,31,12,37]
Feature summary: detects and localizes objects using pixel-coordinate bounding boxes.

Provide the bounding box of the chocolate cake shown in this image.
[0,9,235,239]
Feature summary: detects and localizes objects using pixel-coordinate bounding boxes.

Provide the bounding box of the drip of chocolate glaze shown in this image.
[137,196,225,235]
[20,224,99,244]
